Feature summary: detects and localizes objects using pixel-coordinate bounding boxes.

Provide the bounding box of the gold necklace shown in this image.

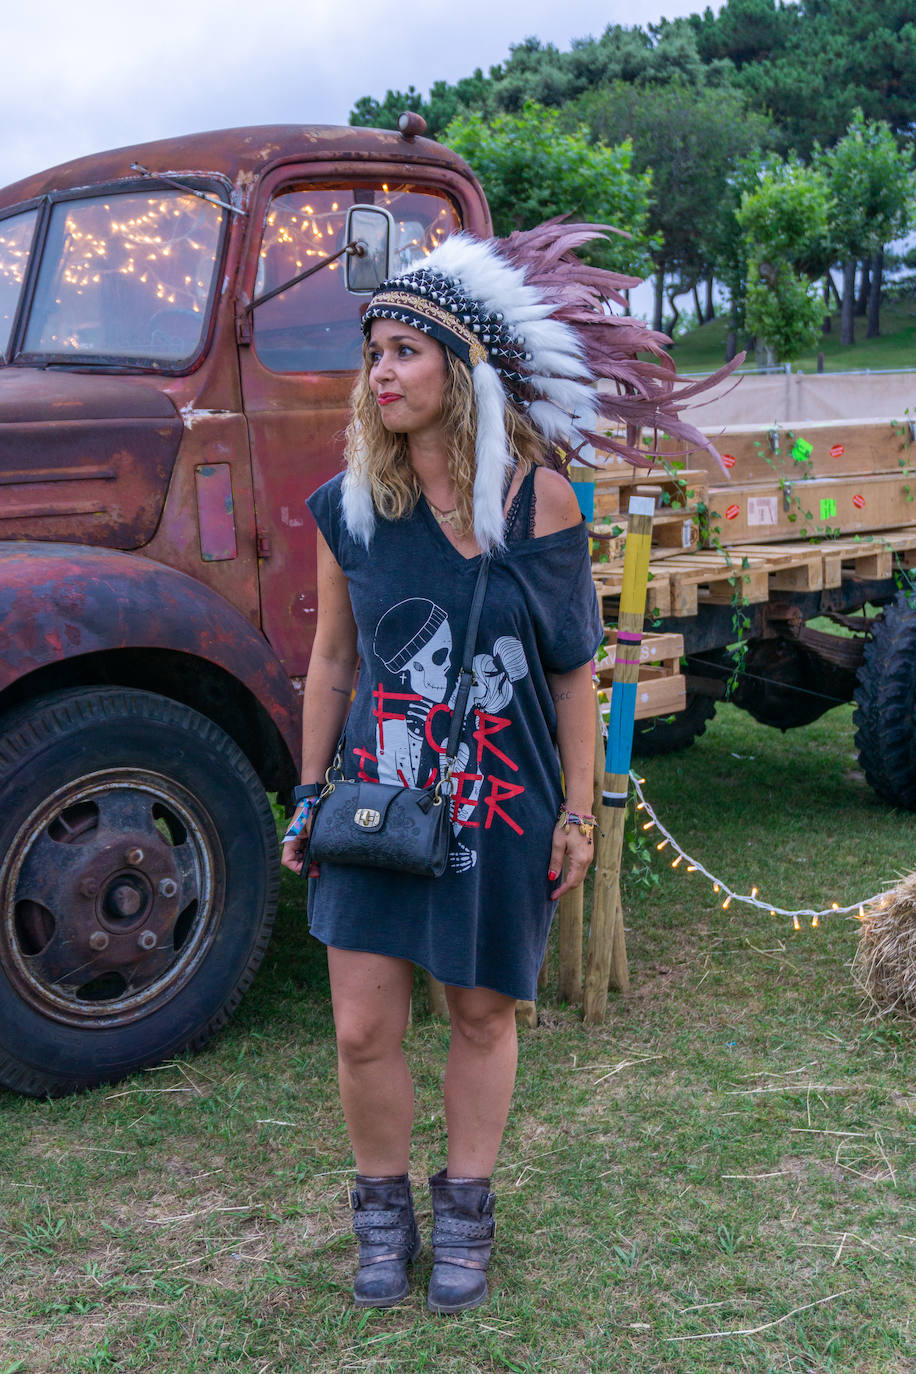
[425,495,461,531]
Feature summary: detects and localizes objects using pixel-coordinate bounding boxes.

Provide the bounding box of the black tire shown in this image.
[0,688,278,1096]
[853,592,916,810]
[631,691,717,757]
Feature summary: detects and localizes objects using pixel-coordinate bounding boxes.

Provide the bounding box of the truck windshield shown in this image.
[0,207,39,358]
[19,190,225,366]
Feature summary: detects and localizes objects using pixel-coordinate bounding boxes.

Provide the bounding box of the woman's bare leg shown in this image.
[327,948,415,1175]
[442,985,519,1177]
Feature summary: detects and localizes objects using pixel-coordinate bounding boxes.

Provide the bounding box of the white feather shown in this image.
[529,375,596,415]
[527,400,574,440]
[341,443,376,548]
[471,361,512,552]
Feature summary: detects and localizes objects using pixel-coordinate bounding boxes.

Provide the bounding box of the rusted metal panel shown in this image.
[138,412,260,628]
[194,463,238,561]
[0,541,300,763]
[0,127,493,236]
[0,372,181,548]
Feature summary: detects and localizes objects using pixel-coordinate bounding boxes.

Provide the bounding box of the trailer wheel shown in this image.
[0,688,278,1096]
[853,593,916,810]
[632,692,717,757]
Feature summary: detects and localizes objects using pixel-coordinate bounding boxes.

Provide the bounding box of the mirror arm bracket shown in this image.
[245,241,364,315]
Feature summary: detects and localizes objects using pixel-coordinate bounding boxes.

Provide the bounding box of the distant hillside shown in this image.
[669,298,916,376]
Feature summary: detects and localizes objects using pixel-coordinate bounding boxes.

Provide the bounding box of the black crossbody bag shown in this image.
[306,558,490,878]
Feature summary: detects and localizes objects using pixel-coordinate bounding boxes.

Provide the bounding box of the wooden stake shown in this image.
[584,496,654,1023]
[557,886,583,1004]
[426,972,449,1018]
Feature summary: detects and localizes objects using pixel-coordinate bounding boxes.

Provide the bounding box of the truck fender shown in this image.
[0,540,300,764]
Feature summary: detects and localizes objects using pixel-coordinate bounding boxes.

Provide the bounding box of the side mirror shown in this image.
[345,205,395,293]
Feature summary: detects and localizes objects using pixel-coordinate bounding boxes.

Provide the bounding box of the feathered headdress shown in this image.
[344,220,740,551]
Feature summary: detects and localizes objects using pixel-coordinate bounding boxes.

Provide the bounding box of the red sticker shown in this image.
[722,453,737,468]
[830,444,845,458]
[853,493,865,509]
[726,504,740,521]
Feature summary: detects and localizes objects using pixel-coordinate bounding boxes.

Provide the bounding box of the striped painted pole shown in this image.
[584,494,655,1023]
[602,494,655,807]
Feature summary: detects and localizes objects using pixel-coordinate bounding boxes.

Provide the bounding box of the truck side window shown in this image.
[253,185,460,373]
[0,208,38,357]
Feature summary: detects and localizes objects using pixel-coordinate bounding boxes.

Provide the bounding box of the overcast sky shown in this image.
[5,0,719,188]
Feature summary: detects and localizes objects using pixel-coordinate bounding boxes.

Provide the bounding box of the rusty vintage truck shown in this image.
[0,120,491,1095]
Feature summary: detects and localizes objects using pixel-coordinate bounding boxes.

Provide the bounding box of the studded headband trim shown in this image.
[363,290,488,367]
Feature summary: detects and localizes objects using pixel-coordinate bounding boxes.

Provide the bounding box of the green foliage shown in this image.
[575,80,773,291]
[816,109,914,261]
[442,102,653,274]
[737,162,831,361]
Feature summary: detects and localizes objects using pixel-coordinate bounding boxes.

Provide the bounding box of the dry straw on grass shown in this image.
[852,874,916,1019]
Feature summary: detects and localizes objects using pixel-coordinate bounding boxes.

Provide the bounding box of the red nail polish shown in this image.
[548,870,559,881]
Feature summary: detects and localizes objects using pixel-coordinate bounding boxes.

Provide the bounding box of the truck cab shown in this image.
[0,122,490,1095]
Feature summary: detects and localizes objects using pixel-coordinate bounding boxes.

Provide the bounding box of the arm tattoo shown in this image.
[552,689,572,703]
[331,685,350,696]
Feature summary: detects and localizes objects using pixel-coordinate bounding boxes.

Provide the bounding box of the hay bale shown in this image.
[852,874,916,1019]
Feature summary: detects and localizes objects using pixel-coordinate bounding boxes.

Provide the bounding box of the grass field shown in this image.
[668,297,916,376]
[0,703,914,1373]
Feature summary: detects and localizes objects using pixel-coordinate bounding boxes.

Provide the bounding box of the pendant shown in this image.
[426,497,461,530]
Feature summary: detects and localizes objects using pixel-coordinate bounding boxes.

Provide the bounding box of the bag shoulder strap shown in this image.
[444,557,490,765]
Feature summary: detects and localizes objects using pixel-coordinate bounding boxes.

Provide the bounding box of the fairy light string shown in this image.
[629,772,874,927]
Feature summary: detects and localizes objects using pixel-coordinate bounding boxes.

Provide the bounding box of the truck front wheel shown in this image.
[0,687,278,1096]
[853,592,916,810]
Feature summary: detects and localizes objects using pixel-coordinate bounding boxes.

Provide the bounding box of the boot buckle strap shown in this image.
[358,1250,405,1267]
[432,1218,495,1241]
[433,1255,488,1271]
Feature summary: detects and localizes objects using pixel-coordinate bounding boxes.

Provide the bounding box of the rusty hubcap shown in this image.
[2,770,224,1027]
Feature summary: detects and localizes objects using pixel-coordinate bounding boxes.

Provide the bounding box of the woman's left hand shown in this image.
[548,819,594,900]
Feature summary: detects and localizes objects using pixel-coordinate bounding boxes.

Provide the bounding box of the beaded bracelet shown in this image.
[558,803,597,844]
[282,796,318,845]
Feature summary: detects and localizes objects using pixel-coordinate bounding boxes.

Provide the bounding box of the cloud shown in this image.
[2,0,710,186]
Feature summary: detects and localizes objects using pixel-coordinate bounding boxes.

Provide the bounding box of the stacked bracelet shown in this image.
[558,803,597,844]
[282,795,318,845]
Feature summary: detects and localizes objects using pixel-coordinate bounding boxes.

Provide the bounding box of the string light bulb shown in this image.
[628,773,887,930]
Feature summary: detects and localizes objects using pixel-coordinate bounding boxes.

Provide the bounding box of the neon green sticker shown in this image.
[820,498,837,519]
[792,438,813,462]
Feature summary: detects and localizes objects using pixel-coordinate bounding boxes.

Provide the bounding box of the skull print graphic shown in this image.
[371,599,529,873]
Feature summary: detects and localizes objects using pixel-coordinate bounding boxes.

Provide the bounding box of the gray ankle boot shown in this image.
[427,1169,496,1313]
[349,1174,422,1307]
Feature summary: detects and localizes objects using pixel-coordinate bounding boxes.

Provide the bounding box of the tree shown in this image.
[736,162,831,363]
[442,103,653,276]
[576,80,773,332]
[817,111,914,343]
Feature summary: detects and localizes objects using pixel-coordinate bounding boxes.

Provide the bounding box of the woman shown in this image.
[281,224,730,1313]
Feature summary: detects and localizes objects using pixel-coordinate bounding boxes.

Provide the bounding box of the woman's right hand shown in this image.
[280,804,315,877]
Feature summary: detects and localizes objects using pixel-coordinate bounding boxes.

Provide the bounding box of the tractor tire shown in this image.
[631,691,717,757]
[0,687,278,1096]
[853,592,916,810]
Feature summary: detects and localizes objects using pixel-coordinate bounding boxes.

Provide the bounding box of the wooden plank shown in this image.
[604,629,684,663]
[658,420,914,484]
[769,557,824,592]
[705,472,916,546]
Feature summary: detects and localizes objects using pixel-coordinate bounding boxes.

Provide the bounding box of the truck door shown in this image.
[238,172,461,676]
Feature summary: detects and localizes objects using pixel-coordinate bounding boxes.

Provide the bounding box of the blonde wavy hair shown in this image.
[343,343,546,536]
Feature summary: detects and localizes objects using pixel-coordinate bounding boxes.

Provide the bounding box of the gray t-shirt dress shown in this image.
[305,469,603,1001]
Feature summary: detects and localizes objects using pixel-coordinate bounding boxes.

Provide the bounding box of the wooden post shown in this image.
[584,496,654,1024]
[426,971,449,1018]
[557,886,583,1004]
[515,999,537,1028]
[556,686,605,1004]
